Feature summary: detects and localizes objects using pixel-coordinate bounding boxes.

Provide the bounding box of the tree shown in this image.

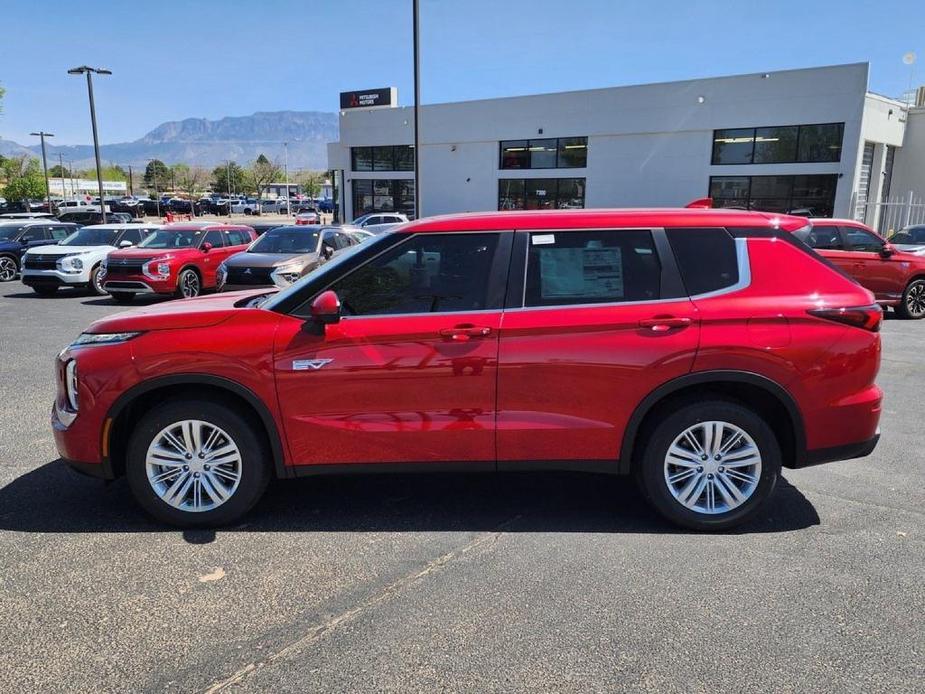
[248,154,281,201]
[2,155,46,203]
[172,164,207,214]
[99,164,127,182]
[143,159,170,189]
[296,170,325,198]
[49,164,73,179]
[212,162,247,196]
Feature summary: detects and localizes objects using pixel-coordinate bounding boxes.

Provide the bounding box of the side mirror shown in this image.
[202,242,213,252]
[880,244,895,258]
[119,240,133,248]
[311,290,341,325]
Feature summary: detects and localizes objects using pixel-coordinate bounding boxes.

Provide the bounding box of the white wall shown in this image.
[891,108,925,201]
[331,63,887,220]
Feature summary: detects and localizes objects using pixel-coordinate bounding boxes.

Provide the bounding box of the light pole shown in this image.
[68,65,111,222]
[412,0,421,219]
[148,159,161,219]
[30,131,54,213]
[57,153,67,199]
[283,142,291,216]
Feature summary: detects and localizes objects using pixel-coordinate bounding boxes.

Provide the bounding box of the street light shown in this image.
[29,131,54,213]
[68,65,111,222]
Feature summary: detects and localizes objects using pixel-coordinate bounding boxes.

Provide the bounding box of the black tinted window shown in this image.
[843,227,883,252]
[117,228,143,245]
[797,225,843,250]
[666,228,739,296]
[202,230,225,248]
[331,233,500,315]
[524,230,660,307]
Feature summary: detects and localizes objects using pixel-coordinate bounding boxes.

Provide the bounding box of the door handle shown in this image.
[638,317,692,333]
[438,324,492,342]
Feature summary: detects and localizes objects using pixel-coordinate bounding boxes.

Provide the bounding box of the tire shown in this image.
[176,268,201,298]
[125,398,271,527]
[636,399,781,531]
[896,278,925,319]
[110,291,135,303]
[0,255,18,282]
[88,264,106,295]
[243,208,253,216]
[33,285,58,296]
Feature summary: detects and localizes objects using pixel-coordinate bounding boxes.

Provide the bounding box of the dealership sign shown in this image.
[340,88,397,110]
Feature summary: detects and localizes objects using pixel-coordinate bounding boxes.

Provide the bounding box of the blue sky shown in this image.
[0,0,922,145]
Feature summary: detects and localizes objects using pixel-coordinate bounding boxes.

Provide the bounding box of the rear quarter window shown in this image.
[665,228,739,296]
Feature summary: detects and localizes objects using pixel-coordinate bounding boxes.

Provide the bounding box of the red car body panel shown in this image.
[103,224,256,296]
[808,218,925,305]
[53,208,882,480]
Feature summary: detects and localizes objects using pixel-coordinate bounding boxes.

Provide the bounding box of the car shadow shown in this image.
[0,460,820,542]
[81,295,170,307]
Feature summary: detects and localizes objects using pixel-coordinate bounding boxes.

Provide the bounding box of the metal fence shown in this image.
[854,192,925,235]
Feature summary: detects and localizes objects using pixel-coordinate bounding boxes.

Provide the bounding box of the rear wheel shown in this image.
[88,264,105,295]
[110,291,135,303]
[176,268,201,298]
[636,400,780,531]
[897,278,925,319]
[0,255,18,282]
[125,399,270,527]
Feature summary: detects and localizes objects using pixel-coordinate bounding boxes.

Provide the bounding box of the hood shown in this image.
[86,289,270,333]
[108,246,190,259]
[28,244,110,255]
[225,251,315,269]
[894,244,925,256]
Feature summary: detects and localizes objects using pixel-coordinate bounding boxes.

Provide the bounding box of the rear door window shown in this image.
[665,228,740,296]
[202,230,225,248]
[797,225,844,250]
[49,226,73,241]
[524,230,660,307]
[224,229,249,246]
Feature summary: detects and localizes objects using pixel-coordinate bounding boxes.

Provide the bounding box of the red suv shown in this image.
[798,219,925,319]
[102,223,257,302]
[53,209,882,530]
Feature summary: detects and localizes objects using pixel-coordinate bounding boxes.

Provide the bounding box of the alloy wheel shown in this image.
[180,271,200,298]
[0,257,18,281]
[906,281,925,318]
[663,420,762,515]
[145,420,242,512]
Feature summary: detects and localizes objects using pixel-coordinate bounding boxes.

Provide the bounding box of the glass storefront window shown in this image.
[351,145,415,172]
[500,137,588,169]
[373,147,394,171]
[712,129,755,164]
[498,178,585,210]
[352,147,373,172]
[394,145,414,171]
[797,123,843,163]
[711,123,844,164]
[352,179,415,218]
[709,174,838,217]
[753,126,798,164]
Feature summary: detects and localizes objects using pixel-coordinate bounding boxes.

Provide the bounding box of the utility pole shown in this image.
[148,159,161,219]
[412,0,421,220]
[68,66,111,222]
[283,142,291,216]
[57,153,67,199]
[127,164,134,196]
[29,131,54,213]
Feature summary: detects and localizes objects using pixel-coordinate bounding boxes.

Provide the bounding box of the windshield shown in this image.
[60,228,119,246]
[138,229,204,249]
[261,233,392,311]
[250,227,319,254]
[0,225,27,241]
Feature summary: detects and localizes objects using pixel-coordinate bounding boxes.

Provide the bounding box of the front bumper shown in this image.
[22,268,91,287]
[220,282,274,292]
[102,279,157,294]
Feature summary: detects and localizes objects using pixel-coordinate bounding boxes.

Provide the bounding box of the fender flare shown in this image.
[618,370,806,473]
[105,373,290,479]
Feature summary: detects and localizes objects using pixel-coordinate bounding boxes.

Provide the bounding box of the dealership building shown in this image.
[328,63,925,231]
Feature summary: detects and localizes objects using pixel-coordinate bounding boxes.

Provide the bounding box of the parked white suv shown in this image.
[352,212,409,234]
[21,223,160,296]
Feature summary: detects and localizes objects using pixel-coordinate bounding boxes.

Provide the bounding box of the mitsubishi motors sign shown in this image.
[339,88,397,110]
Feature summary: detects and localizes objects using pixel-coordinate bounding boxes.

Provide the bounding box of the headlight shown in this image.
[71,332,142,347]
[270,264,302,288]
[57,254,88,273]
[65,359,79,411]
[143,256,172,280]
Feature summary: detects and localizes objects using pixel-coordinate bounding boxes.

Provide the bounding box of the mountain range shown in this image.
[0,110,339,171]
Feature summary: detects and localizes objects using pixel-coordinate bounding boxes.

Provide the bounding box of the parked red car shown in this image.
[102,223,257,302]
[797,219,925,319]
[54,209,882,530]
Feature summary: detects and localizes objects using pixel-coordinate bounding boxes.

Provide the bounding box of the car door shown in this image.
[273,230,512,467]
[840,224,907,300]
[801,224,848,270]
[48,225,74,243]
[19,225,51,255]
[197,229,226,286]
[496,228,700,464]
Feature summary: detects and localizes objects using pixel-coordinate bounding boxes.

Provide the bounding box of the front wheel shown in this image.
[636,400,780,531]
[125,399,270,527]
[897,278,925,319]
[88,264,106,295]
[0,255,18,282]
[176,268,201,298]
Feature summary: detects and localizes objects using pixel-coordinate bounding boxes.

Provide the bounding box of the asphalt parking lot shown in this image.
[0,280,922,693]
